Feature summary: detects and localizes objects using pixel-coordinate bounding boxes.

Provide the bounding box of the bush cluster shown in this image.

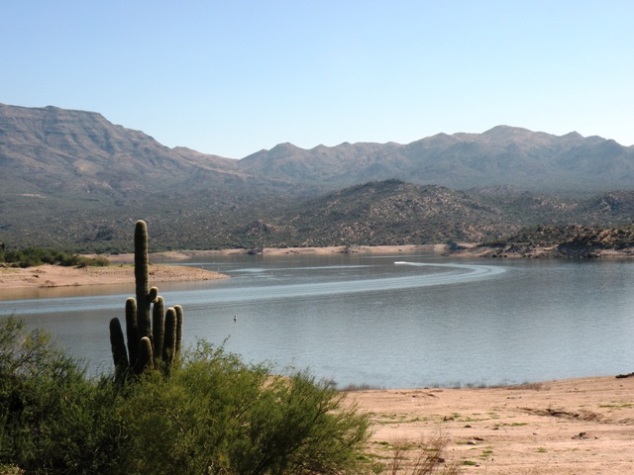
[0,318,370,475]
[0,248,109,268]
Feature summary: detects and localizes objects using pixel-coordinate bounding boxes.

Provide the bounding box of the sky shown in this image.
[2,1,633,159]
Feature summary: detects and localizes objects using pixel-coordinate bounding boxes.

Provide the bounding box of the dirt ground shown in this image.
[347,376,634,474]
[0,263,227,290]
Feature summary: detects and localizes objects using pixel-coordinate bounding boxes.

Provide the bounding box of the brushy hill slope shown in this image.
[2,103,634,252]
[211,181,634,250]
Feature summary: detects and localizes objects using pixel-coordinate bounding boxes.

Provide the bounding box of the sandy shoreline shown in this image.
[104,244,448,263]
[5,237,634,291]
[0,263,227,290]
[105,242,634,264]
[0,244,444,290]
[348,375,634,474]
[4,240,633,290]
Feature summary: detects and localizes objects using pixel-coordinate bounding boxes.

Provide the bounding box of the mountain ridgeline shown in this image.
[1,103,633,252]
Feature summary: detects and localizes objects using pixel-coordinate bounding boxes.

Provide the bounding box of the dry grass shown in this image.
[387,434,461,475]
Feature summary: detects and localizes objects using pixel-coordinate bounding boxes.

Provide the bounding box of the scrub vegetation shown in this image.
[0,247,109,268]
[0,317,371,475]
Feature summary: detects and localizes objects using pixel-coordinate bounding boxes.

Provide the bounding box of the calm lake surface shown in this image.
[2,253,634,389]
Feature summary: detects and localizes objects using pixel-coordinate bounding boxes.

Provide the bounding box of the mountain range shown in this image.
[1,103,633,251]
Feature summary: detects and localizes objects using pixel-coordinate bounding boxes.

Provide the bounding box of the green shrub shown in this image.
[119,341,370,475]
[0,319,371,475]
[80,255,110,267]
[1,248,109,268]
[0,317,124,475]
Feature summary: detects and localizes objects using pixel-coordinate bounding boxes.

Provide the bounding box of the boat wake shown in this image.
[181,261,508,305]
[1,261,508,313]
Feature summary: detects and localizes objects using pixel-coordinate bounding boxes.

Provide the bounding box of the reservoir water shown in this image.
[2,253,634,388]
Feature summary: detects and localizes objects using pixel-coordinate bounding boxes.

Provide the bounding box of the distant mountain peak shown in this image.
[483,125,527,134]
[2,102,634,251]
[269,142,303,153]
[2,103,633,199]
[482,125,539,140]
[562,131,583,140]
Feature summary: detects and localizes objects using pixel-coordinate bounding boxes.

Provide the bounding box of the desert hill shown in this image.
[1,103,634,251]
[238,125,634,192]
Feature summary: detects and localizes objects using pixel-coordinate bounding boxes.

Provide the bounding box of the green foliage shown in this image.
[0,317,124,475]
[0,319,371,475]
[0,248,109,268]
[77,255,110,267]
[119,341,370,475]
[234,369,370,475]
[0,464,24,474]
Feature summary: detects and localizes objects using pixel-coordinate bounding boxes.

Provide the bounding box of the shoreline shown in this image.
[0,244,446,291]
[105,242,634,264]
[5,241,634,291]
[349,374,634,474]
[105,244,448,263]
[450,243,634,259]
[0,263,228,290]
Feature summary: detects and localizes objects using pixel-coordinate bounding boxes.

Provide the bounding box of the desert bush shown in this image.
[0,319,370,475]
[76,255,110,267]
[1,248,109,268]
[119,341,370,475]
[0,317,124,474]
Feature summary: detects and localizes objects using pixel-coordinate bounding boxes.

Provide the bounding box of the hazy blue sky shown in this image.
[2,1,633,158]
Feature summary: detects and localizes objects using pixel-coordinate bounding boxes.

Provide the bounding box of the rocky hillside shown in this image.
[2,103,634,251]
[247,180,509,247]
[455,224,634,259]
[210,181,634,250]
[0,104,251,198]
[238,126,634,192]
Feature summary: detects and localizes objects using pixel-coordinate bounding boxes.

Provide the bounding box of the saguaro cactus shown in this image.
[134,220,158,341]
[109,220,183,379]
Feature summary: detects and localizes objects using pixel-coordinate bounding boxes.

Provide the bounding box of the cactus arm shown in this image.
[152,296,165,367]
[109,317,129,375]
[174,304,183,356]
[125,297,139,370]
[139,336,154,373]
[149,286,159,303]
[163,307,177,366]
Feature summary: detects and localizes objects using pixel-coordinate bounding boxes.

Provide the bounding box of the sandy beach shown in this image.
[0,263,227,290]
[348,375,634,474]
[104,244,448,263]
